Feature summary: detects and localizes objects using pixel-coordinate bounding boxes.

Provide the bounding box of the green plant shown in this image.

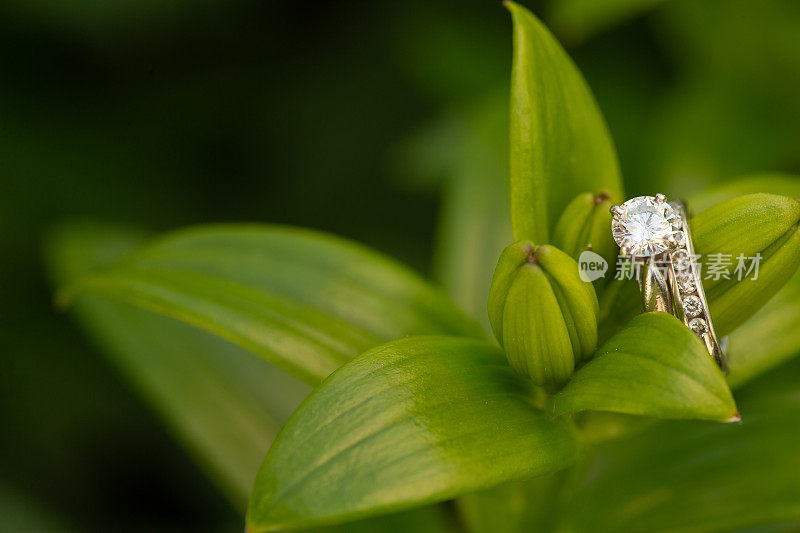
[47,3,800,532]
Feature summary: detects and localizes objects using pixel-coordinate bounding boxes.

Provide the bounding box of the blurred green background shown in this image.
[3,0,800,530]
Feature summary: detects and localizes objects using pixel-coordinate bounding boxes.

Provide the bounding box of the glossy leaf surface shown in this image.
[247,336,581,532]
[58,224,484,384]
[48,222,459,530]
[551,313,737,422]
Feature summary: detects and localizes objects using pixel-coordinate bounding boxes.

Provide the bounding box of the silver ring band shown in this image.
[668,200,727,372]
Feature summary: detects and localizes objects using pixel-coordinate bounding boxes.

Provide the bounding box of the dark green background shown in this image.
[2,0,799,530]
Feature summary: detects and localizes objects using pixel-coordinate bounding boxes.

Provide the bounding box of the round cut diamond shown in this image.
[672,249,692,271]
[689,318,708,335]
[612,196,683,257]
[676,271,696,293]
[682,295,702,317]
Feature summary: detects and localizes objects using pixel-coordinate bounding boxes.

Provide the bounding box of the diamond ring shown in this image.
[610,194,727,371]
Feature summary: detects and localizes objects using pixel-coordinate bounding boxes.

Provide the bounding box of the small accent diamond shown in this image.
[689,318,708,335]
[676,272,696,293]
[682,295,702,317]
[672,249,692,271]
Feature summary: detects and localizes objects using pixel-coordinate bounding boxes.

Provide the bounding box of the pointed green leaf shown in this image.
[507,1,622,243]
[47,222,459,531]
[551,313,738,422]
[57,224,484,385]
[246,336,581,532]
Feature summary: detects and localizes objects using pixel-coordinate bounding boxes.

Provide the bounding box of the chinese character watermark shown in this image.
[578,252,761,282]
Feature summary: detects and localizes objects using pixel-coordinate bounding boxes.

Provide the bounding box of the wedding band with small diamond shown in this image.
[610,194,727,371]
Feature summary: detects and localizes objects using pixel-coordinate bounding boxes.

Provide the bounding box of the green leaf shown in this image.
[246,336,582,532]
[693,193,800,336]
[507,1,622,243]
[47,222,459,531]
[44,221,310,506]
[57,224,484,385]
[551,313,738,422]
[552,381,800,532]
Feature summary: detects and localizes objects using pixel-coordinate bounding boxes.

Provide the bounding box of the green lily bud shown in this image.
[553,191,617,266]
[488,241,599,387]
[693,193,800,335]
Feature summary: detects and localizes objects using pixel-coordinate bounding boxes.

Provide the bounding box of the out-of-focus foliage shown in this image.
[547,0,667,44]
[45,222,309,506]
[551,369,800,533]
[2,1,464,528]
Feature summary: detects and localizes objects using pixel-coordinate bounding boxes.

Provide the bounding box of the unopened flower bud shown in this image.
[694,193,800,335]
[553,191,617,267]
[488,241,599,387]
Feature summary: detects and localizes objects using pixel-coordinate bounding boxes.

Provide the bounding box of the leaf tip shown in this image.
[725,411,742,424]
[503,0,523,16]
[594,190,612,205]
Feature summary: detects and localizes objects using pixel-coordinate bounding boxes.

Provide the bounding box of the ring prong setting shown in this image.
[610,205,623,218]
[655,193,666,204]
[666,233,679,248]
